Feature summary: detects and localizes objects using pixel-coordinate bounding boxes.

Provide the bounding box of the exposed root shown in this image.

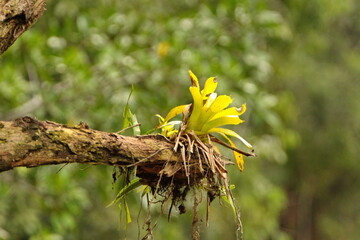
[142,194,156,240]
[125,131,250,239]
[192,189,201,240]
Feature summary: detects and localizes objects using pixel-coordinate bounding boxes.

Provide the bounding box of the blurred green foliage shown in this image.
[0,0,359,239]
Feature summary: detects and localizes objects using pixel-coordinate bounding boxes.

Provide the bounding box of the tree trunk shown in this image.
[0,116,197,186]
[0,0,45,55]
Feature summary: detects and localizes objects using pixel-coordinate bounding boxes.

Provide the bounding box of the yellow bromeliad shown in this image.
[156,70,253,171]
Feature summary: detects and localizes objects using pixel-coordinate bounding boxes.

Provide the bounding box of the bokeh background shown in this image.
[1,0,359,239]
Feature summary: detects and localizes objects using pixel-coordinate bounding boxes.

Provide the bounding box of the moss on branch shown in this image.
[0,116,209,186]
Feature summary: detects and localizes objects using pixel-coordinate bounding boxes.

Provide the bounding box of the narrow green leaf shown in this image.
[140,185,151,198]
[107,178,142,207]
[124,200,132,224]
[220,187,237,217]
[122,85,141,135]
[122,86,134,129]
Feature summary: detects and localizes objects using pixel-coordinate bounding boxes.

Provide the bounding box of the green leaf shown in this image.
[122,85,141,136]
[140,185,151,198]
[117,199,132,228]
[107,178,142,207]
[124,200,132,224]
[220,186,237,217]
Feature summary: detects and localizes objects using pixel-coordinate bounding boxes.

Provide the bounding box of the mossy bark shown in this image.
[0,117,201,185]
[0,0,45,55]
[0,117,181,174]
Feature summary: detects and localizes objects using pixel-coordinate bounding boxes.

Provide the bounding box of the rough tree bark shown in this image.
[0,0,45,55]
[0,117,200,186]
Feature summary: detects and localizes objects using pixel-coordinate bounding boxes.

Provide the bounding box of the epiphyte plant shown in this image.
[156,70,255,174]
[111,71,256,239]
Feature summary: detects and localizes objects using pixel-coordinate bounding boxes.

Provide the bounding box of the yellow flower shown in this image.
[156,70,253,171]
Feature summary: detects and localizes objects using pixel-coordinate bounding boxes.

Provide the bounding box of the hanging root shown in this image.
[133,131,246,239]
[192,189,201,240]
[135,131,235,213]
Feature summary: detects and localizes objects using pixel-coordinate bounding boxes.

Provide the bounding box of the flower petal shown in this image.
[188,70,199,88]
[201,116,243,132]
[209,105,246,121]
[158,120,182,128]
[187,84,203,130]
[219,133,244,171]
[208,127,253,149]
[162,104,188,123]
[194,93,218,130]
[210,95,233,112]
[155,114,165,123]
[201,77,218,99]
[203,93,217,109]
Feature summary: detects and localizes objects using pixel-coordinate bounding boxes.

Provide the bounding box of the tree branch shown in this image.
[0,0,45,55]
[0,116,196,185]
